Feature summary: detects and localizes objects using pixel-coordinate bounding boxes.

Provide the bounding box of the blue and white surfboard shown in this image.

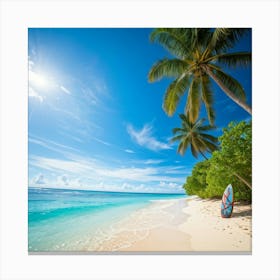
[221,184,234,218]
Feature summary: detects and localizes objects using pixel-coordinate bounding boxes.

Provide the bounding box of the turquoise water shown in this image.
[28,187,186,252]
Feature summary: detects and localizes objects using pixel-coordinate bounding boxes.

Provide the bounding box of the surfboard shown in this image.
[221,184,234,218]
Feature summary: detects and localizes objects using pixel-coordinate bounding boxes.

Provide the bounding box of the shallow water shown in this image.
[28,187,186,252]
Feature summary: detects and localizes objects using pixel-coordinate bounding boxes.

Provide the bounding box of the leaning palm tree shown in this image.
[171,114,218,160]
[149,28,251,125]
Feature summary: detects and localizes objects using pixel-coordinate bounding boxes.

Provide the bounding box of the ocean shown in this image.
[28,187,186,252]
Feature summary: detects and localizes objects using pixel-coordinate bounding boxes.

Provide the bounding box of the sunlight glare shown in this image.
[29,71,51,90]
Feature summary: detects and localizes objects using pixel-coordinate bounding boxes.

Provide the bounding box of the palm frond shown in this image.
[212,28,250,53]
[150,28,191,59]
[179,113,188,123]
[192,118,206,130]
[163,74,191,116]
[185,77,201,123]
[199,133,219,143]
[193,28,213,53]
[172,127,185,135]
[190,142,199,158]
[195,136,218,155]
[170,134,185,143]
[201,138,219,152]
[200,74,215,125]
[202,28,250,59]
[207,64,246,101]
[179,114,193,130]
[198,125,217,131]
[178,139,189,156]
[206,52,251,68]
[148,58,188,82]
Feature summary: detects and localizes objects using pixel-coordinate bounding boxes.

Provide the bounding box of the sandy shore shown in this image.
[179,196,252,252]
[92,196,251,252]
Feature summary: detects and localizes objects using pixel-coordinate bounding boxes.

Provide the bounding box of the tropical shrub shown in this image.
[183,120,252,202]
[183,160,210,197]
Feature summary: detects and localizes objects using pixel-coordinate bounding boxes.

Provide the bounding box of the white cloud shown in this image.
[131,159,165,165]
[60,85,71,95]
[159,181,167,187]
[33,173,46,185]
[28,137,187,193]
[29,87,44,103]
[124,149,135,154]
[71,177,83,188]
[127,124,172,152]
[28,59,34,70]
[28,136,81,157]
[168,182,180,189]
[143,159,165,165]
[81,87,98,105]
[92,136,111,146]
[120,182,132,191]
[58,176,84,189]
[57,174,69,186]
[164,166,190,175]
[29,154,187,186]
[29,154,186,192]
[96,166,157,182]
[28,67,53,103]
[159,181,180,189]
[29,156,93,174]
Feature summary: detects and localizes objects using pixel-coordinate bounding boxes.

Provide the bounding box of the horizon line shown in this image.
[28,186,186,195]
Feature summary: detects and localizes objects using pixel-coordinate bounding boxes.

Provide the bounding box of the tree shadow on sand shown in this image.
[231,204,252,218]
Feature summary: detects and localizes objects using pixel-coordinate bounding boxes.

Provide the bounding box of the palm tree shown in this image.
[171,114,218,160]
[148,28,251,125]
[171,114,252,189]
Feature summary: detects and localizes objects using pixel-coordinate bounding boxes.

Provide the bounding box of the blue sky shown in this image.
[28,28,251,194]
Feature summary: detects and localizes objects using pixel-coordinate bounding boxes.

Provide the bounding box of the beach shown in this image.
[95,196,252,252]
[28,188,251,252]
[28,188,186,252]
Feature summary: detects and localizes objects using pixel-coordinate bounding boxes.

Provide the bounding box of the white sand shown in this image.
[90,196,251,252]
[178,196,251,252]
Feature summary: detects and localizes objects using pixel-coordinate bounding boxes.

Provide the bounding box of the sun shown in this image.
[29,71,51,90]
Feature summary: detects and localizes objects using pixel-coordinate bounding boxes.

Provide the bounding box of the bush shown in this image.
[183,120,252,202]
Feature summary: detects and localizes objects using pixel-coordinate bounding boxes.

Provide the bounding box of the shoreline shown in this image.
[93,196,251,252]
[28,188,186,252]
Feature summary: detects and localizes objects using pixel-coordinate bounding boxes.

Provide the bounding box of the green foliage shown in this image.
[216,120,252,188]
[183,160,210,197]
[183,120,252,202]
[163,75,191,116]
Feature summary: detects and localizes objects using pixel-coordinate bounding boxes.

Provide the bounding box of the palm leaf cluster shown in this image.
[171,114,218,159]
[148,28,251,125]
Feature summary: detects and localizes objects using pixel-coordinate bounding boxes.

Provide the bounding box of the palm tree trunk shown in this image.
[205,68,252,115]
[212,164,252,190]
[233,172,252,189]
